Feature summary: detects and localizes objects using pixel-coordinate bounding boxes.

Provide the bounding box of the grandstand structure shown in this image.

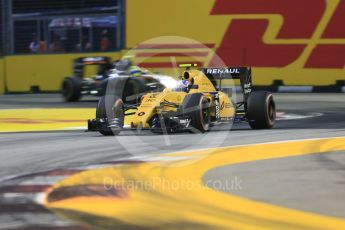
[0,0,125,55]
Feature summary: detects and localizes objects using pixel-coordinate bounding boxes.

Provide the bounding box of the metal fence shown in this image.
[1,0,125,55]
[0,0,4,56]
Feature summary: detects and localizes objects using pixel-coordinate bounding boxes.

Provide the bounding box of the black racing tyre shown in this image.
[96,95,124,136]
[182,93,211,133]
[247,91,276,129]
[62,77,82,102]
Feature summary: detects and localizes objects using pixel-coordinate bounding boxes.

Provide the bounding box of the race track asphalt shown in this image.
[0,93,344,228]
[1,93,344,178]
[204,151,345,218]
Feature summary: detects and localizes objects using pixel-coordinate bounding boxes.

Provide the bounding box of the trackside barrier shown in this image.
[5,52,121,93]
[0,58,4,94]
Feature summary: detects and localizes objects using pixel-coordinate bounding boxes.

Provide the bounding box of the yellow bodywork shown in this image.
[131,68,235,128]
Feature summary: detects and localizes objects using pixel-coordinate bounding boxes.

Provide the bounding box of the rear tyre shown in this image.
[247,91,276,129]
[182,93,210,133]
[96,95,124,136]
[62,77,82,102]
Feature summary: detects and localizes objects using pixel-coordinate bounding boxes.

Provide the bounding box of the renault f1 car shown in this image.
[88,64,276,135]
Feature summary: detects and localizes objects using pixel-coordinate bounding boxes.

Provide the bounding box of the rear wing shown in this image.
[202,67,252,101]
[73,56,113,77]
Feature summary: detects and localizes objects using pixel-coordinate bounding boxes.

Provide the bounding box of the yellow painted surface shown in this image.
[126,0,224,48]
[5,52,121,92]
[0,58,4,94]
[0,108,95,132]
[0,108,134,132]
[126,0,345,85]
[46,137,345,229]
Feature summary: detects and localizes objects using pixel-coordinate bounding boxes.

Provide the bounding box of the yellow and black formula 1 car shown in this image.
[87,64,276,135]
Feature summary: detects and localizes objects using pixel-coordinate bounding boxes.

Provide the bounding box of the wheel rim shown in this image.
[200,97,210,131]
[267,98,276,122]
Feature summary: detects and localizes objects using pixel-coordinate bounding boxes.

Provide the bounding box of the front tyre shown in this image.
[62,77,82,102]
[182,93,211,133]
[96,95,124,136]
[247,91,276,129]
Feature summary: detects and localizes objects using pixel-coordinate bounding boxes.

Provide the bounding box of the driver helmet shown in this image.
[114,58,132,72]
[180,79,191,92]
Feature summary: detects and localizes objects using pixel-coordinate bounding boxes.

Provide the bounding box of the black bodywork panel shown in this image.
[202,67,252,102]
[73,56,113,78]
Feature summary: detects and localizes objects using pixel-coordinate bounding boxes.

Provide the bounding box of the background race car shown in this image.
[61,57,178,102]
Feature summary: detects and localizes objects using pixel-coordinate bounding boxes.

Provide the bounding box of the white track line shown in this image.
[277,112,323,120]
[18,176,67,186]
[278,86,313,93]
